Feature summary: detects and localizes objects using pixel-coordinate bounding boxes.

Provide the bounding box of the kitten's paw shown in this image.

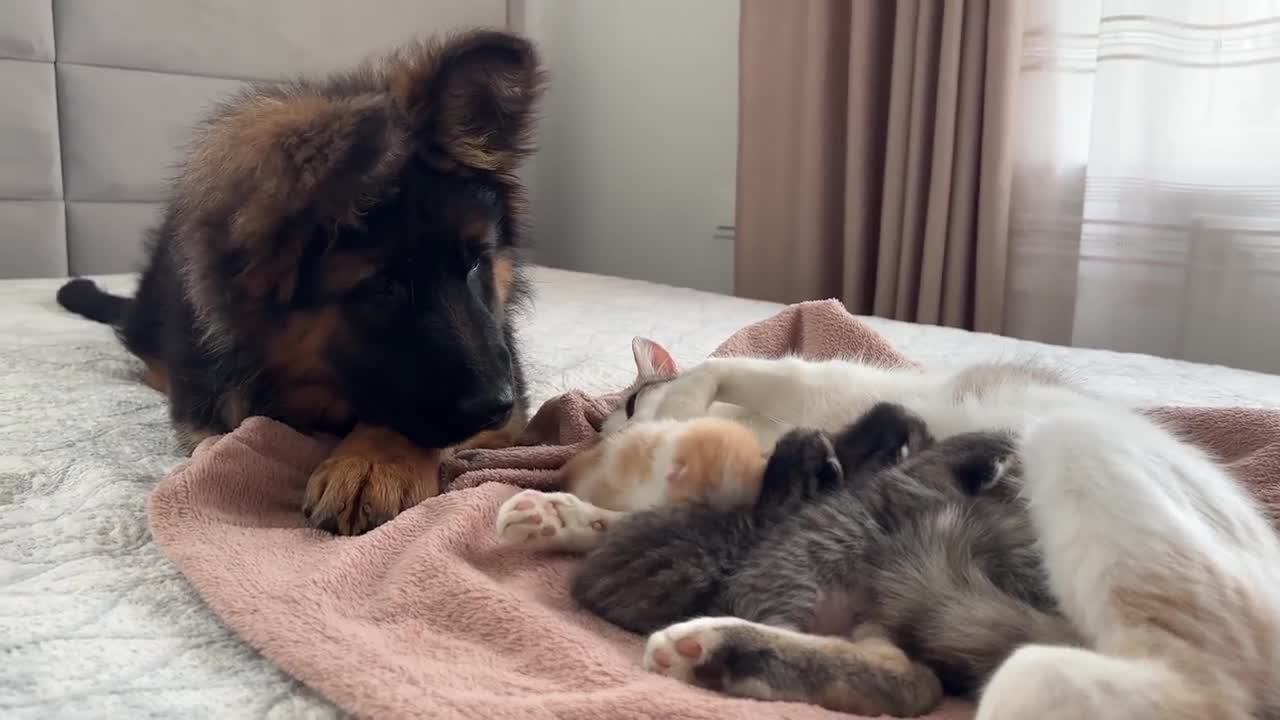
[643,617,752,685]
[947,433,1020,495]
[970,452,1019,495]
[837,402,933,472]
[769,429,843,495]
[495,490,609,552]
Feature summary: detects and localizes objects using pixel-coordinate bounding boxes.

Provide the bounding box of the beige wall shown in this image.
[521,0,739,294]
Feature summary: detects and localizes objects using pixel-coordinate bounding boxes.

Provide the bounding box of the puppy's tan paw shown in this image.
[303,425,440,535]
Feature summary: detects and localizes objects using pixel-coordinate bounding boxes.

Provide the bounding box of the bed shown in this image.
[4,265,1280,718]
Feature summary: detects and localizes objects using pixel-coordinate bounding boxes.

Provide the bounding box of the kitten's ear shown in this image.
[632,337,679,380]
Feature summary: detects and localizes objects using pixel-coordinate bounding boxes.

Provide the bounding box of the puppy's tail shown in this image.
[56,278,131,326]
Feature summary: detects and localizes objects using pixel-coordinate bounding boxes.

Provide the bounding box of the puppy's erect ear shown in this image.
[388,30,546,171]
[632,337,679,380]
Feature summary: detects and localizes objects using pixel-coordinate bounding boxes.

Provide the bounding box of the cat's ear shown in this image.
[632,337,679,380]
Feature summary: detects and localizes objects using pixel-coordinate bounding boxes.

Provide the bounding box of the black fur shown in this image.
[55,32,546,453]
[56,32,547,535]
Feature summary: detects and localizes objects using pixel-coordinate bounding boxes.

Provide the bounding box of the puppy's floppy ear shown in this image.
[388,30,546,170]
[179,91,406,305]
[184,91,405,237]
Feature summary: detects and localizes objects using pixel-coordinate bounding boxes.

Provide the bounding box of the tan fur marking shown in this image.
[279,384,353,429]
[824,635,941,716]
[267,308,344,383]
[218,388,251,430]
[729,626,943,716]
[494,252,516,305]
[461,218,494,243]
[453,404,528,451]
[304,423,442,535]
[321,253,378,296]
[141,358,171,395]
[260,309,356,429]
[1112,559,1280,703]
[174,423,216,454]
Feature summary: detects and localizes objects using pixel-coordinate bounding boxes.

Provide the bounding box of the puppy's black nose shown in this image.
[458,388,514,432]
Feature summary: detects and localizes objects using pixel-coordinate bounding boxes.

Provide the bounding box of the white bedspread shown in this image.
[3,266,1280,718]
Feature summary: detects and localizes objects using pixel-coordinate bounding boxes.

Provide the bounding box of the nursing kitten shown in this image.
[496,416,766,552]
[496,337,771,552]
[596,351,1280,719]
[573,402,1075,716]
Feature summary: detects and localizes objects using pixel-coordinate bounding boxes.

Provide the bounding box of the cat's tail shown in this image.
[977,408,1280,720]
[571,505,757,635]
[879,548,1083,697]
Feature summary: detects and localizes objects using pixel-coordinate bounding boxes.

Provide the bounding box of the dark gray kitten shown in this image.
[571,403,1080,717]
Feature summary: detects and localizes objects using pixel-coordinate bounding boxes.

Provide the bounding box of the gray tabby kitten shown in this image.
[572,402,1080,717]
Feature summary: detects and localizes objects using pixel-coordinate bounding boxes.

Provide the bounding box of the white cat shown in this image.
[608,347,1280,719]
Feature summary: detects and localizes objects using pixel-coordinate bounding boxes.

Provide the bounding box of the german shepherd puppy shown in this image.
[55,31,546,535]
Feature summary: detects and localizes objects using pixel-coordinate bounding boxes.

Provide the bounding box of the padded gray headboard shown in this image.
[0,0,513,279]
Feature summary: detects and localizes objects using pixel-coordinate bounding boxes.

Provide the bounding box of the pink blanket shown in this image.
[148,300,1280,719]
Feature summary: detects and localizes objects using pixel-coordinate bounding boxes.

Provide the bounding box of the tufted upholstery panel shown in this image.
[0,0,509,277]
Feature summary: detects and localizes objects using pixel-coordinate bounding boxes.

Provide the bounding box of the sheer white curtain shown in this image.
[1006,0,1280,373]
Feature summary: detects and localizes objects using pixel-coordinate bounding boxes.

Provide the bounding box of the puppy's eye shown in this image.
[624,391,639,418]
[467,247,494,275]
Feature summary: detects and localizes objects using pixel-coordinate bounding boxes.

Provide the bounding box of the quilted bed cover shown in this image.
[5,266,1280,718]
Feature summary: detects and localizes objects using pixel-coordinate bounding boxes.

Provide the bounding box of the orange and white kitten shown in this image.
[496,338,766,552]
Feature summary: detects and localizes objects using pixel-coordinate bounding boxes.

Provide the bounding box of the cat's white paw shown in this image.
[643,617,750,683]
[652,366,720,420]
[495,490,606,551]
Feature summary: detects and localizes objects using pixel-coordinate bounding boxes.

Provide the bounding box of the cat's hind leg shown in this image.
[978,408,1280,720]
[978,644,1236,720]
[495,489,624,553]
[643,617,942,717]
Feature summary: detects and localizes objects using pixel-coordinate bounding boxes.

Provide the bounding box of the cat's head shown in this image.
[600,337,680,435]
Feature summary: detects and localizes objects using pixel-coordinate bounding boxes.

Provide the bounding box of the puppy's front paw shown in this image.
[453,409,528,451]
[303,426,440,535]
